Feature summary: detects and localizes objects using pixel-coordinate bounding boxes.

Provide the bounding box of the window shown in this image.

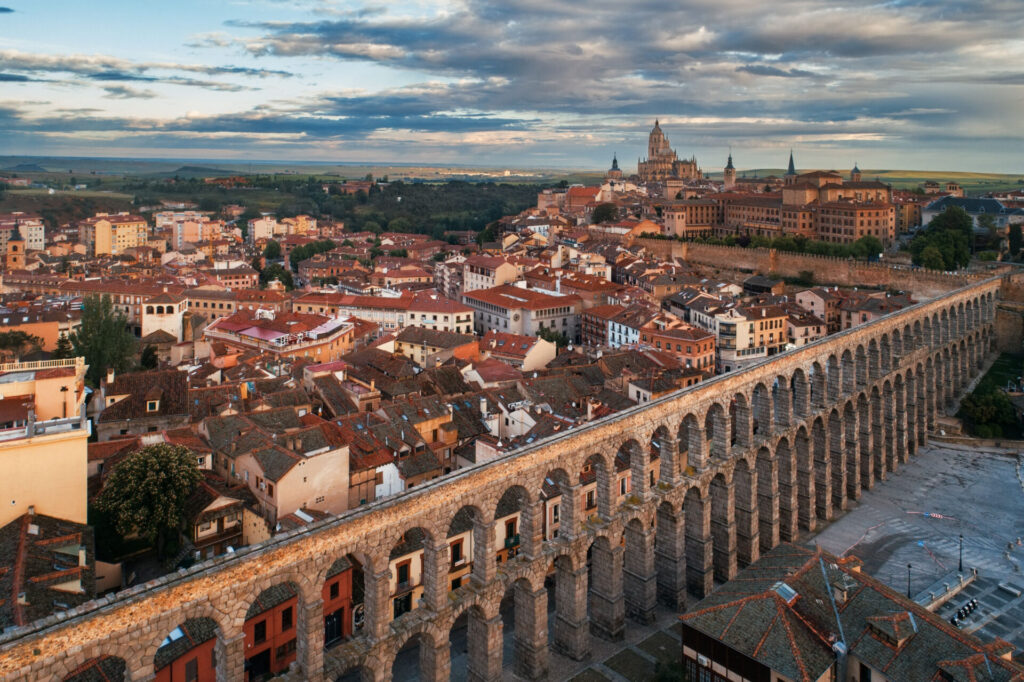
[620,478,628,495]
[586,490,596,510]
[184,658,198,682]
[281,605,293,630]
[267,483,274,497]
[329,581,339,600]
[396,560,411,587]
[275,639,296,658]
[146,400,159,412]
[254,619,267,644]
[450,539,463,564]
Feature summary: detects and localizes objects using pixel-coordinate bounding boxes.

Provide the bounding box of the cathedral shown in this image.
[637,120,701,182]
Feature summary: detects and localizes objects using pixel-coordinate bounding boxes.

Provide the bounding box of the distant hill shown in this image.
[3,163,48,173]
[145,165,236,179]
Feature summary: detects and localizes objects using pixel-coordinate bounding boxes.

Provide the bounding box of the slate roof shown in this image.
[154,617,218,671]
[682,543,1024,682]
[245,582,297,620]
[99,369,189,422]
[0,513,95,630]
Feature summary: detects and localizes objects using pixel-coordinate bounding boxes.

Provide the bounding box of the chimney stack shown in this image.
[106,368,115,385]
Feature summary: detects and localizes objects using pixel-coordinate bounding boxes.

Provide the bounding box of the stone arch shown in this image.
[755,446,779,553]
[449,603,501,682]
[684,486,712,597]
[446,505,487,589]
[751,383,771,438]
[828,409,845,512]
[62,655,127,682]
[791,368,810,419]
[855,345,868,387]
[794,426,816,533]
[614,439,644,502]
[655,500,686,610]
[580,452,612,520]
[841,350,855,395]
[732,457,758,568]
[772,374,793,430]
[940,308,950,345]
[870,386,885,482]
[623,517,657,624]
[388,624,450,681]
[868,338,881,381]
[827,354,841,402]
[880,333,892,374]
[810,361,826,409]
[587,533,624,642]
[812,417,830,525]
[843,400,860,503]
[704,402,730,461]
[957,301,966,337]
[923,315,934,348]
[498,576,548,679]
[730,392,752,450]
[240,580,304,679]
[775,437,797,542]
[146,305,154,314]
[151,616,224,682]
[156,305,165,315]
[493,487,531,565]
[709,473,736,582]
[913,320,923,349]
[895,374,910,462]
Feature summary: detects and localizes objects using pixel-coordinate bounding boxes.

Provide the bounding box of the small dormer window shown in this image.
[147,400,159,412]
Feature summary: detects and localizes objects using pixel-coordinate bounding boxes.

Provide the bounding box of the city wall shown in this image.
[631,238,1013,300]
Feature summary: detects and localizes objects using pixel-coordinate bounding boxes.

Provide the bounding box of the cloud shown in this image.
[736,64,816,78]
[102,85,158,99]
[5,0,1024,170]
[0,73,32,81]
[0,7,12,13]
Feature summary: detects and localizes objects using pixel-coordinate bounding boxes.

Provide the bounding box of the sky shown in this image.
[1,0,1023,173]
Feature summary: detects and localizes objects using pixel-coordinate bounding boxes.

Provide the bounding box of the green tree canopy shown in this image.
[263,239,282,260]
[51,332,74,360]
[139,344,158,370]
[591,202,619,224]
[96,443,203,558]
[71,295,136,386]
[919,246,946,270]
[260,263,294,290]
[0,330,43,361]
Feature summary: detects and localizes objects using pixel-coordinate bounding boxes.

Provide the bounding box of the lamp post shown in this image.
[959,534,964,574]
[907,563,912,598]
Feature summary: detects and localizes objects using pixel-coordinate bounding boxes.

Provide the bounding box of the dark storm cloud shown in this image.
[0,73,31,81]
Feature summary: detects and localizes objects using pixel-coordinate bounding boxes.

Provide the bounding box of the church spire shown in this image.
[612,153,619,171]
[786,149,796,176]
[725,147,734,171]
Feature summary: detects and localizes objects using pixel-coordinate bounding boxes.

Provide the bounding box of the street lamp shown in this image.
[907,563,912,598]
[959,534,964,574]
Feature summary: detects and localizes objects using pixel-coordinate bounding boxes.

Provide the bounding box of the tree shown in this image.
[1009,224,1022,257]
[52,333,74,360]
[919,245,946,270]
[0,330,43,361]
[139,344,158,370]
[260,263,294,290]
[363,220,382,234]
[591,202,619,224]
[96,444,202,558]
[387,217,412,233]
[537,327,569,347]
[263,239,282,260]
[70,294,137,386]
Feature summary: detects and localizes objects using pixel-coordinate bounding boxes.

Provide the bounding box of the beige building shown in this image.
[78,213,148,256]
[0,357,89,528]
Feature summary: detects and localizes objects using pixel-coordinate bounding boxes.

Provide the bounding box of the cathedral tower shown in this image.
[851,162,862,183]
[723,151,736,190]
[5,225,25,271]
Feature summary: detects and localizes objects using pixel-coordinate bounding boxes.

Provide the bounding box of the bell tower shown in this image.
[723,150,736,190]
[5,224,25,271]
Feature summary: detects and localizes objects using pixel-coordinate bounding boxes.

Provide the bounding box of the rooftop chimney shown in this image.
[106,368,115,385]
